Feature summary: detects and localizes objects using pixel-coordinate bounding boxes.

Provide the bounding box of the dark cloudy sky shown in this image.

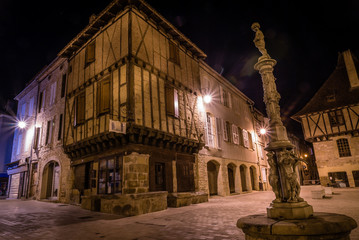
[1,0,358,132]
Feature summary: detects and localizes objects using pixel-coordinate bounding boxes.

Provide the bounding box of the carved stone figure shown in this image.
[267,152,281,202]
[277,150,303,202]
[251,22,269,58]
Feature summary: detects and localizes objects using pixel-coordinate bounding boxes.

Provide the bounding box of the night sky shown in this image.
[1,0,358,134]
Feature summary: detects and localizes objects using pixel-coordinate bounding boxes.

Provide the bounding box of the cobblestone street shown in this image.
[0,186,358,240]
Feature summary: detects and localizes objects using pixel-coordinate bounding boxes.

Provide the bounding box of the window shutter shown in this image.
[76,92,85,125]
[101,79,110,113]
[216,117,222,149]
[21,103,26,118]
[219,86,224,104]
[16,134,23,155]
[28,97,34,117]
[243,129,249,148]
[232,124,239,145]
[86,41,96,64]
[223,119,228,141]
[248,132,254,149]
[165,86,175,116]
[228,92,232,108]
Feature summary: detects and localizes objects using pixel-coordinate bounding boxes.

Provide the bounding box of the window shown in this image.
[243,129,249,148]
[155,162,166,191]
[33,127,41,149]
[169,41,180,65]
[165,86,179,117]
[50,81,57,106]
[98,157,122,194]
[220,86,232,108]
[45,120,53,145]
[75,92,85,126]
[238,126,244,146]
[337,138,351,157]
[61,74,66,98]
[58,114,63,141]
[232,124,239,145]
[97,77,111,115]
[205,113,215,148]
[38,90,45,113]
[328,110,344,127]
[85,41,96,66]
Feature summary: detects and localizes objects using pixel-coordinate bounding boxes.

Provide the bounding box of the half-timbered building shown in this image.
[293,50,359,187]
[60,0,208,215]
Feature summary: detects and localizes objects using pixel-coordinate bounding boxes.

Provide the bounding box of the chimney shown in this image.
[343,50,359,90]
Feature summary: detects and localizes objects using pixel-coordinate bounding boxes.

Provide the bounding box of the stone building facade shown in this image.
[7,57,72,202]
[198,62,269,197]
[7,0,273,216]
[293,50,359,187]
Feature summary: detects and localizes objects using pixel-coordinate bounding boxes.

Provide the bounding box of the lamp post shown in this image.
[237,22,357,240]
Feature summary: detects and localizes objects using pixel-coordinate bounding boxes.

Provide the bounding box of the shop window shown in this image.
[98,157,122,194]
[337,138,351,157]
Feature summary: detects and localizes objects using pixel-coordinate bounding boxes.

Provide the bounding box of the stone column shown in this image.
[237,22,357,239]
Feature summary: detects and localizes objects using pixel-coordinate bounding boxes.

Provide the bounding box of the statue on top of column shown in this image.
[251,22,270,58]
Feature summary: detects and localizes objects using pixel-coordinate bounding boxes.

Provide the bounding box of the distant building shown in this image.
[7,58,71,201]
[293,50,359,187]
[0,112,15,197]
[198,62,270,197]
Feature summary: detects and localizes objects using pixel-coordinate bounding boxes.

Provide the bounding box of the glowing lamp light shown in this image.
[304,154,308,158]
[18,121,27,129]
[203,94,212,104]
[259,128,267,135]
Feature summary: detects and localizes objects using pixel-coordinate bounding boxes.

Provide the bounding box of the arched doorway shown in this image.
[240,165,247,192]
[41,161,60,200]
[250,166,256,190]
[227,164,235,194]
[207,161,219,195]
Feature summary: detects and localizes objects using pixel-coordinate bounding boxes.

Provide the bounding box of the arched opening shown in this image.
[240,165,247,192]
[227,164,235,194]
[41,161,60,200]
[207,161,219,195]
[250,166,256,190]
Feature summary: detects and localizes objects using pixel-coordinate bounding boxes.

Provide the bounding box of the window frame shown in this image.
[328,109,345,127]
[336,138,351,157]
[98,156,122,195]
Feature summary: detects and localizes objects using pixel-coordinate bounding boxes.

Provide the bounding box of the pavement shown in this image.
[0,186,358,240]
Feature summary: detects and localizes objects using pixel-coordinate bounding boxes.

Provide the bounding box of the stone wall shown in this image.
[123,152,150,194]
[313,135,359,187]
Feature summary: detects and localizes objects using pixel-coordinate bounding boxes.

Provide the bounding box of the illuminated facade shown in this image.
[7,0,271,215]
[7,58,71,201]
[293,50,359,187]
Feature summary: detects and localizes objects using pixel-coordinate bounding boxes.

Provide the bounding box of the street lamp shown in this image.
[203,94,212,104]
[17,120,27,129]
[259,128,266,135]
